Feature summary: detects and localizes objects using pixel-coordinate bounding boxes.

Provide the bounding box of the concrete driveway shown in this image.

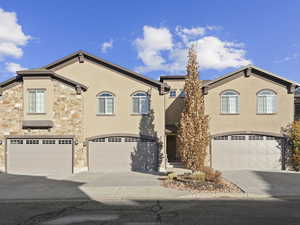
[222,170,300,198]
[0,171,190,201]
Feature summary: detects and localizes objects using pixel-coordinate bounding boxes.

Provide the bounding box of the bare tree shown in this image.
[176,45,210,171]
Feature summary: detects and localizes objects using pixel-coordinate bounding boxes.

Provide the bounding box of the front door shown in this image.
[166,135,178,162]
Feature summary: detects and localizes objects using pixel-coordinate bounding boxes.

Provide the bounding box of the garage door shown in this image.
[212,135,283,171]
[88,136,158,172]
[7,138,73,176]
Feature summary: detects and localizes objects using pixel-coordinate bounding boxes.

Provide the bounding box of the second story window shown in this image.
[220,90,239,114]
[169,90,176,98]
[179,89,185,98]
[132,92,149,114]
[28,89,45,113]
[97,92,114,115]
[257,90,277,114]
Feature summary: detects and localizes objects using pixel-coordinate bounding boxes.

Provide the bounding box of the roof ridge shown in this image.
[42,50,167,89]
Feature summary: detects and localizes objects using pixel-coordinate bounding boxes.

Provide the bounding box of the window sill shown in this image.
[27,113,47,115]
[96,114,116,116]
[256,113,277,115]
[130,113,149,116]
[220,113,240,115]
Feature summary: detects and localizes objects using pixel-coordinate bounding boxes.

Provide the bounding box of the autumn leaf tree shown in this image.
[289,120,300,171]
[176,45,210,172]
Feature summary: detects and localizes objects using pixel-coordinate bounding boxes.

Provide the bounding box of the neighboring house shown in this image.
[162,66,300,171]
[0,50,299,176]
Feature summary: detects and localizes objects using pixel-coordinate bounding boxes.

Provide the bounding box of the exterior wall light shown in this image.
[74,140,79,145]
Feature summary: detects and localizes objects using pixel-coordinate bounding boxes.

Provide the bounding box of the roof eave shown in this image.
[204,65,300,88]
[16,70,88,91]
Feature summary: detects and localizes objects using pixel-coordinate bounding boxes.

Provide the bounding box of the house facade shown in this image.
[162,66,299,171]
[0,50,299,176]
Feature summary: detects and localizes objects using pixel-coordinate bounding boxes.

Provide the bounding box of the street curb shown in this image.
[2,193,300,203]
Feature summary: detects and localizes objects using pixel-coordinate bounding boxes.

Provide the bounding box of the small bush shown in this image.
[202,167,222,183]
[191,171,205,182]
[167,172,177,180]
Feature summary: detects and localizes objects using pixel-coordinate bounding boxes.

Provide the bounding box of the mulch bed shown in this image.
[161,175,243,193]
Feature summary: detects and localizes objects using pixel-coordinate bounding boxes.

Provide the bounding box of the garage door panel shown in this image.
[212,135,283,171]
[7,138,73,176]
[89,137,158,173]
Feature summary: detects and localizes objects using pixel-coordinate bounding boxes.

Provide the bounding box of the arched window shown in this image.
[257,90,277,114]
[97,92,114,115]
[220,90,239,114]
[132,92,149,114]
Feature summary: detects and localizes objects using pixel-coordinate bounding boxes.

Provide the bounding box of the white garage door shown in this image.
[88,136,158,172]
[7,138,73,176]
[212,135,283,171]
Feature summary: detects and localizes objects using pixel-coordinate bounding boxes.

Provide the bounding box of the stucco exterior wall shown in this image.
[162,79,185,126]
[55,60,165,140]
[0,81,84,171]
[205,72,294,135]
[55,60,167,170]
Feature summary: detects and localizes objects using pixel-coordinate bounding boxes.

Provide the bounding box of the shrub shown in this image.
[167,172,177,180]
[202,167,222,183]
[191,171,205,182]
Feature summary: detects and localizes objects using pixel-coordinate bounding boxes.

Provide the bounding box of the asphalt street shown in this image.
[2,198,300,225]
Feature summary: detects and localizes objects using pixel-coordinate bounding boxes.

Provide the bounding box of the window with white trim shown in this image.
[257,90,277,114]
[179,89,185,98]
[220,90,239,114]
[132,92,149,114]
[169,90,176,98]
[28,89,45,113]
[97,92,114,115]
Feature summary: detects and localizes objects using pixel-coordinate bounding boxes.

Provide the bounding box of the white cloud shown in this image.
[101,40,113,53]
[175,25,220,44]
[134,25,251,73]
[0,8,31,60]
[5,62,27,74]
[193,36,251,70]
[134,26,173,72]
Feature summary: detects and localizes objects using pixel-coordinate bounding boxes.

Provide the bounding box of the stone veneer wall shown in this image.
[0,81,85,172]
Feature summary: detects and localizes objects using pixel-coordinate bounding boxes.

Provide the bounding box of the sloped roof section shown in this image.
[42,50,168,91]
[0,69,88,94]
[16,69,88,91]
[204,65,300,91]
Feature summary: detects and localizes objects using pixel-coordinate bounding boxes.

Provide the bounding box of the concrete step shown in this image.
[167,162,185,169]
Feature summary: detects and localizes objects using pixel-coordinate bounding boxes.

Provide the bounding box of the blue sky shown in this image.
[0,0,299,82]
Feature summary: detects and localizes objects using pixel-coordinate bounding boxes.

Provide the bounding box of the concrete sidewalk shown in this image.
[222,170,300,198]
[0,172,191,201]
[1,170,300,202]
